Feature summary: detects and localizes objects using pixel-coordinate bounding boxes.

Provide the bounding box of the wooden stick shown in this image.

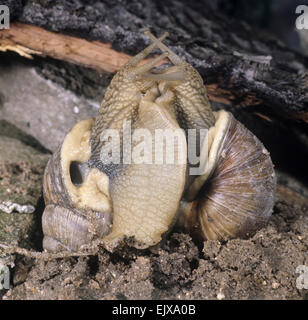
[0,22,132,74]
[0,243,99,261]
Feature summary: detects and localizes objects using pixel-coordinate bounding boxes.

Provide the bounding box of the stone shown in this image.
[0,61,100,152]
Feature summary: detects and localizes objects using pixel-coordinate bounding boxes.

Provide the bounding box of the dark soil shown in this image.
[2,198,308,300]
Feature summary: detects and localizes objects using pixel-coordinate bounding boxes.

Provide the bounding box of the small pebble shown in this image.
[217,290,225,300]
[0,201,35,214]
[73,106,80,114]
[89,279,100,290]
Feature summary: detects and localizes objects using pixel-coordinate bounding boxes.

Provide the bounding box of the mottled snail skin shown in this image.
[89,32,171,173]
[42,31,276,252]
[122,31,216,193]
[143,31,215,133]
[179,110,276,242]
[102,85,187,248]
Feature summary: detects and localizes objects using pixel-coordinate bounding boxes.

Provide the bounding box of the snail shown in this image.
[42,31,276,252]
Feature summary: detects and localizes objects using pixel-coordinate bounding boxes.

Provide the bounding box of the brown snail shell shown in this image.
[178,110,276,242]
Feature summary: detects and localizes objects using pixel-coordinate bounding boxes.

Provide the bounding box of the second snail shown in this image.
[42,31,276,252]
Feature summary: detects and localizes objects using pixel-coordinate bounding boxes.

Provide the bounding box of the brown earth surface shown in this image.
[1,183,308,299]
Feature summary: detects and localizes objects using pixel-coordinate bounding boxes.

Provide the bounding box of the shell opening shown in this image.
[185,110,231,201]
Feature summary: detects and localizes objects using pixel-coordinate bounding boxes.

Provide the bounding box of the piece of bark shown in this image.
[0,22,131,73]
[1,21,307,123]
[1,0,307,122]
[0,23,237,108]
[13,0,307,122]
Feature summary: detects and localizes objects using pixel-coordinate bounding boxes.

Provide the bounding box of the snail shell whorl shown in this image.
[181,110,276,242]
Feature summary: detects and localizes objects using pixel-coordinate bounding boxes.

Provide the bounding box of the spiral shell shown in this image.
[179,110,276,242]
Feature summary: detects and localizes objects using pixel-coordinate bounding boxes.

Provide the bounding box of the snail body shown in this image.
[101,85,187,249]
[42,32,276,252]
